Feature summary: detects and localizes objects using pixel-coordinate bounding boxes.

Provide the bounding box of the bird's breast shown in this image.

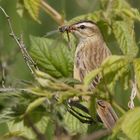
[74,37,111,82]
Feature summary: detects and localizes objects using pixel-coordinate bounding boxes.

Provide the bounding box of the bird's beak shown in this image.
[68,25,77,32]
[59,24,77,33]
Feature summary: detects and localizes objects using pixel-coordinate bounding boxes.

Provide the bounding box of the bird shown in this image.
[60,20,111,89]
[59,20,118,129]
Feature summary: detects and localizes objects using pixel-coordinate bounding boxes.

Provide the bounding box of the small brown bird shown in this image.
[59,21,118,128]
[60,21,111,88]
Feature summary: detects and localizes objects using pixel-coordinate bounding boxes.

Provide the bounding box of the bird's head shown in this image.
[59,20,101,40]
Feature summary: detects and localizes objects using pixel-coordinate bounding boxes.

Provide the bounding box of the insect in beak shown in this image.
[59,25,69,33]
[43,24,74,38]
[59,25,75,49]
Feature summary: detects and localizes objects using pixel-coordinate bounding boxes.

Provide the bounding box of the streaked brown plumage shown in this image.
[68,21,111,88]
[59,21,118,128]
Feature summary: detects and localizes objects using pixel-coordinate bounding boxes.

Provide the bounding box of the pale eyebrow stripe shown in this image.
[75,22,94,28]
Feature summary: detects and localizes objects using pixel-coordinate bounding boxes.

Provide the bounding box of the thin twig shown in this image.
[0,6,38,75]
[19,35,39,72]
[128,76,137,109]
[0,60,7,88]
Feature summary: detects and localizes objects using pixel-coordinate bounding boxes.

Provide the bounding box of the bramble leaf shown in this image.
[30,36,73,78]
[112,107,140,140]
[112,21,138,58]
[23,0,41,23]
[64,110,88,134]
[25,97,47,114]
[84,55,130,91]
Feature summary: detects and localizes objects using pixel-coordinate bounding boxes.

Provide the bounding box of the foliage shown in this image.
[0,0,140,140]
[30,36,73,78]
[111,107,140,140]
[23,0,41,23]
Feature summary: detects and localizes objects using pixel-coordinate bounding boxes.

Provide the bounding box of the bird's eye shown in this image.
[79,25,86,29]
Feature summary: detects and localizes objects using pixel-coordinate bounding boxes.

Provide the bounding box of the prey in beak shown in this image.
[59,25,69,33]
[59,24,76,33]
[59,24,76,49]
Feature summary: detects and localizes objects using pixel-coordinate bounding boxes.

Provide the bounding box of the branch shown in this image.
[0,6,38,75]
[128,77,137,109]
[0,59,7,88]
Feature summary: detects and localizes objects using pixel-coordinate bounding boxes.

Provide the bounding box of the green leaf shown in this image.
[108,0,140,21]
[112,21,138,58]
[84,55,130,91]
[64,111,88,134]
[30,36,73,78]
[100,0,131,20]
[84,68,101,87]
[112,107,140,140]
[59,77,81,86]
[27,87,53,97]
[8,116,53,140]
[101,56,130,92]
[0,91,34,123]
[25,97,47,114]
[112,0,131,9]
[69,10,103,24]
[101,0,131,10]
[24,0,41,23]
[34,70,73,92]
[114,8,140,21]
